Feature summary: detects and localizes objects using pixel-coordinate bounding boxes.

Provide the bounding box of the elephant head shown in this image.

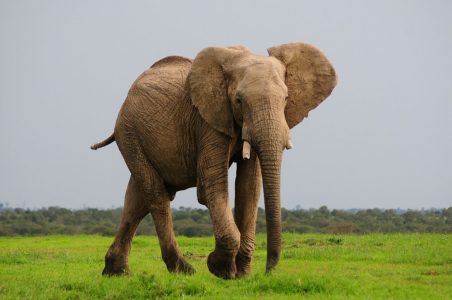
[187,43,337,272]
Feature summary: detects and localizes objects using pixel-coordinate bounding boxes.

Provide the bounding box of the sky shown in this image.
[0,1,451,210]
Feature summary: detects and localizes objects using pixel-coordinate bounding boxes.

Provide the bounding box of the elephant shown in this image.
[91,42,336,279]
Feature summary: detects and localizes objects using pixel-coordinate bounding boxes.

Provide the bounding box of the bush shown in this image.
[0,204,450,236]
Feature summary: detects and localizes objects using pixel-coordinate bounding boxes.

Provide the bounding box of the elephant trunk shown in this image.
[242,100,291,272]
[257,146,283,272]
[250,118,285,272]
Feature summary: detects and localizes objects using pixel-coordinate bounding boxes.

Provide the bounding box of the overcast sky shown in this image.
[1,1,451,210]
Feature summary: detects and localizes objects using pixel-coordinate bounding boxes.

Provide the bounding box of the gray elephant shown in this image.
[91,43,336,279]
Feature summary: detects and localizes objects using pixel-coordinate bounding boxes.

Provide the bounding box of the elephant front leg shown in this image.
[205,196,241,279]
[197,141,240,279]
[234,151,261,277]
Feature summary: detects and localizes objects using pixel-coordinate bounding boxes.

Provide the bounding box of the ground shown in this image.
[0,234,451,299]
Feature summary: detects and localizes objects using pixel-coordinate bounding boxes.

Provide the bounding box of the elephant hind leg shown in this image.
[234,152,261,278]
[103,175,149,276]
[114,135,194,274]
[149,194,195,274]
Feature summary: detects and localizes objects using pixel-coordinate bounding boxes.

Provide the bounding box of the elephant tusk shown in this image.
[285,139,294,150]
[243,141,251,160]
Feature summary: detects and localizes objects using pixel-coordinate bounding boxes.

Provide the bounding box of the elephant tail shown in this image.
[90,133,115,150]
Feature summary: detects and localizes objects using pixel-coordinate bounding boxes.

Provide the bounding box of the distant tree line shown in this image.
[0,204,451,236]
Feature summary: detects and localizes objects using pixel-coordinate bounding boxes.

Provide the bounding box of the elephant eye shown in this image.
[236,96,242,105]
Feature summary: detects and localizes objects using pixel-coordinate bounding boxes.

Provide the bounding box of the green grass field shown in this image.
[0,234,451,299]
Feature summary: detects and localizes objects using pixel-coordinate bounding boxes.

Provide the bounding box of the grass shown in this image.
[0,234,451,299]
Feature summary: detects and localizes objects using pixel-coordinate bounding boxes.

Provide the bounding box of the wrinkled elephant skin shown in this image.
[92,43,337,279]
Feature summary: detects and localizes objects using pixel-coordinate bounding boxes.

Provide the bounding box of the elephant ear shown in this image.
[268,43,337,129]
[188,46,248,137]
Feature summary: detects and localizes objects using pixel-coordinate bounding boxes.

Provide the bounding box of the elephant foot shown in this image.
[235,252,252,278]
[102,265,129,276]
[207,249,237,279]
[166,256,196,275]
[102,252,129,276]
